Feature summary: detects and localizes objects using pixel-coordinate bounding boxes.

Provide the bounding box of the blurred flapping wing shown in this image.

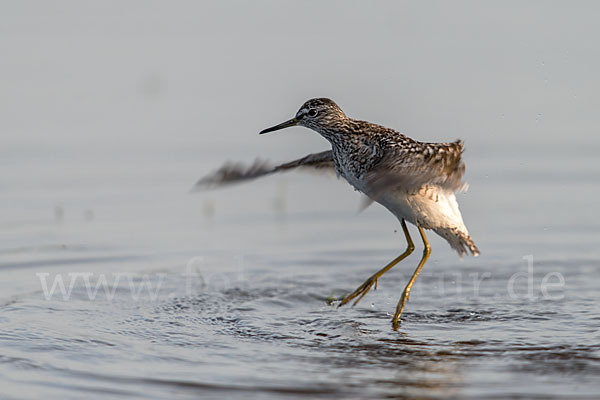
[365,140,467,201]
[193,150,334,190]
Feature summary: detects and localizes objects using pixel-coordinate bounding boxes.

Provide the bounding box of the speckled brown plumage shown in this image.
[196,97,478,257]
[195,97,480,328]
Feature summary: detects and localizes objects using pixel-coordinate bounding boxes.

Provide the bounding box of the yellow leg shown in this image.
[392,225,431,330]
[339,219,415,308]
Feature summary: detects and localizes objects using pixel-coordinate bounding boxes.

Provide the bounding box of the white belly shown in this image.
[341,171,478,256]
[339,163,466,232]
[378,186,467,232]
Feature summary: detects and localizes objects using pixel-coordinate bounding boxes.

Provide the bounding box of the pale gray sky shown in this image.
[2,1,598,162]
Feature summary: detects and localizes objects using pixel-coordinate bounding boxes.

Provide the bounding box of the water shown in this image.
[2,2,600,399]
[2,143,599,400]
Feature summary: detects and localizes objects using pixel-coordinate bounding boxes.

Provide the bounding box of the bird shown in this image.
[195,98,479,329]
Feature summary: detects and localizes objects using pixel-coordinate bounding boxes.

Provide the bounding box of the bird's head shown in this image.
[259,98,347,136]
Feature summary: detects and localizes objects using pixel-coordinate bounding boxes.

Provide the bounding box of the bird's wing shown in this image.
[365,139,467,201]
[193,150,334,190]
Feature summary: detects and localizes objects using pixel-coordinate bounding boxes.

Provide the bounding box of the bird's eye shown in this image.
[307,109,318,117]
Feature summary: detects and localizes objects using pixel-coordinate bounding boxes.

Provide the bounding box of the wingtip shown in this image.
[190,177,215,193]
[356,195,374,214]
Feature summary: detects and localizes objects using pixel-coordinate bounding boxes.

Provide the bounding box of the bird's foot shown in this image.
[338,276,379,308]
[391,289,410,329]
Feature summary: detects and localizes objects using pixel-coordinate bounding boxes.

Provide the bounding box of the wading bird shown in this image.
[195,98,479,329]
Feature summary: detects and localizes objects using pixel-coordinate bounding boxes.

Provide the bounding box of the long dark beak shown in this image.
[259,117,299,134]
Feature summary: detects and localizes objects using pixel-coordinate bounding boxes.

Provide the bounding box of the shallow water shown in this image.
[1,143,599,399]
[2,2,600,399]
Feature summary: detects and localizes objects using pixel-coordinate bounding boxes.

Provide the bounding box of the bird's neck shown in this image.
[313,118,359,148]
[321,122,384,180]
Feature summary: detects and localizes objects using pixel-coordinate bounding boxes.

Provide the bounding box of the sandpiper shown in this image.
[196,98,479,329]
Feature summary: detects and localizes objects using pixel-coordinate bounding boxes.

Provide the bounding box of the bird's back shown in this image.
[329,120,479,257]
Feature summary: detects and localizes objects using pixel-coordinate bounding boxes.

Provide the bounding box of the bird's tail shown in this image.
[434,227,479,258]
